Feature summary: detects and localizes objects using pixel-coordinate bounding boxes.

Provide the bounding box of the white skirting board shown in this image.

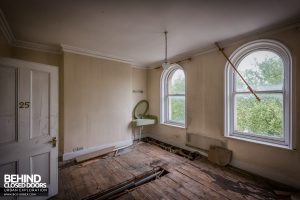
[62,139,133,161]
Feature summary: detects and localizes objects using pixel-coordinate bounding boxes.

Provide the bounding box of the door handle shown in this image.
[51,137,57,147]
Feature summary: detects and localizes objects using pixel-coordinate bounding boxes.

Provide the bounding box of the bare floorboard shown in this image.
[53,142,282,200]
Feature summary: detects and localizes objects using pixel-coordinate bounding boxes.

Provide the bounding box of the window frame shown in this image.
[160,64,186,128]
[224,39,293,149]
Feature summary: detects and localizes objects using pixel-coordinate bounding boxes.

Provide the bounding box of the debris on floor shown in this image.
[142,137,202,160]
[208,145,232,166]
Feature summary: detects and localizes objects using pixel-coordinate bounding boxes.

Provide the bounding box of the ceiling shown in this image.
[1,0,300,67]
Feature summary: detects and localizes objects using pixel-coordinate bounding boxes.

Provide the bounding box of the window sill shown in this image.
[225,135,295,151]
[161,122,186,129]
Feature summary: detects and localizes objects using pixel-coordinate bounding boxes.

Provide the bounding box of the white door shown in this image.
[0,58,58,199]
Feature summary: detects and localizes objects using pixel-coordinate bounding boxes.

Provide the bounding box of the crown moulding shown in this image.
[60,44,143,67]
[1,8,299,69]
[0,9,60,55]
[0,9,143,67]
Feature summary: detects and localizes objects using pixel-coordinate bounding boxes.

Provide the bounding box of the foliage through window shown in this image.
[161,64,185,127]
[225,40,292,148]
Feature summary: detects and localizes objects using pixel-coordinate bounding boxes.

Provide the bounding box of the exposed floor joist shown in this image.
[53,142,295,200]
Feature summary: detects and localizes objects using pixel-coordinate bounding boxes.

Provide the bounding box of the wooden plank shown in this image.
[87,159,119,191]
[115,192,134,200]
[160,176,199,200]
[114,149,155,176]
[137,143,187,163]
[167,169,227,200]
[176,164,251,200]
[189,160,276,199]
[135,144,187,171]
[105,159,134,182]
[79,158,100,166]
[130,187,154,200]
[147,182,174,200]
[70,165,99,199]
[139,183,168,199]
[75,146,115,163]
[58,167,80,200]
[152,177,189,200]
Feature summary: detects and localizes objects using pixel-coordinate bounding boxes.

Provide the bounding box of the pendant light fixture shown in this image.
[162,31,171,70]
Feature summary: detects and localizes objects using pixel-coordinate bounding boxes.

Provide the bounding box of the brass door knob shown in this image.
[51,137,57,147]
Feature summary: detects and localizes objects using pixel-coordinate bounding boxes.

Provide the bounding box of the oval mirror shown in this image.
[133,100,149,119]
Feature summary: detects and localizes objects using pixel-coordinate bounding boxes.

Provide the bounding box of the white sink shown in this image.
[132,118,156,126]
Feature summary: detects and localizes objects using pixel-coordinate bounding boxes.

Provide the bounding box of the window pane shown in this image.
[235,51,284,91]
[168,69,185,94]
[168,96,185,124]
[234,93,283,138]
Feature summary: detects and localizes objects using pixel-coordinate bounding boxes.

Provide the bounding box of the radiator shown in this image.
[186,133,227,151]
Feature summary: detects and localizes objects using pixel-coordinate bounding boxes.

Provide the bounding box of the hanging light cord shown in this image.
[164,31,168,64]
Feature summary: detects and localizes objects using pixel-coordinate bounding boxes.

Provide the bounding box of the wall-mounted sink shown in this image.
[131,100,157,128]
[132,118,156,127]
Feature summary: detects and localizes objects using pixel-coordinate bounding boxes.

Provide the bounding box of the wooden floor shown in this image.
[53,142,285,200]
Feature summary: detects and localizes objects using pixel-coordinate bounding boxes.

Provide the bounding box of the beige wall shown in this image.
[11,47,61,67]
[145,27,300,188]
[132,68,148,107]
[63,52,134,153]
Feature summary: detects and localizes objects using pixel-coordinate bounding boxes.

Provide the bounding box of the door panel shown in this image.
[0,161,17,187]
[0,161,17,200]
[31,152,50,184]
[30,70,50,138]
[0,66,17,145]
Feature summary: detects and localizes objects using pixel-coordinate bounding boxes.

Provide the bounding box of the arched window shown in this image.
[161,64,186,127]
[225,39,293,149]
